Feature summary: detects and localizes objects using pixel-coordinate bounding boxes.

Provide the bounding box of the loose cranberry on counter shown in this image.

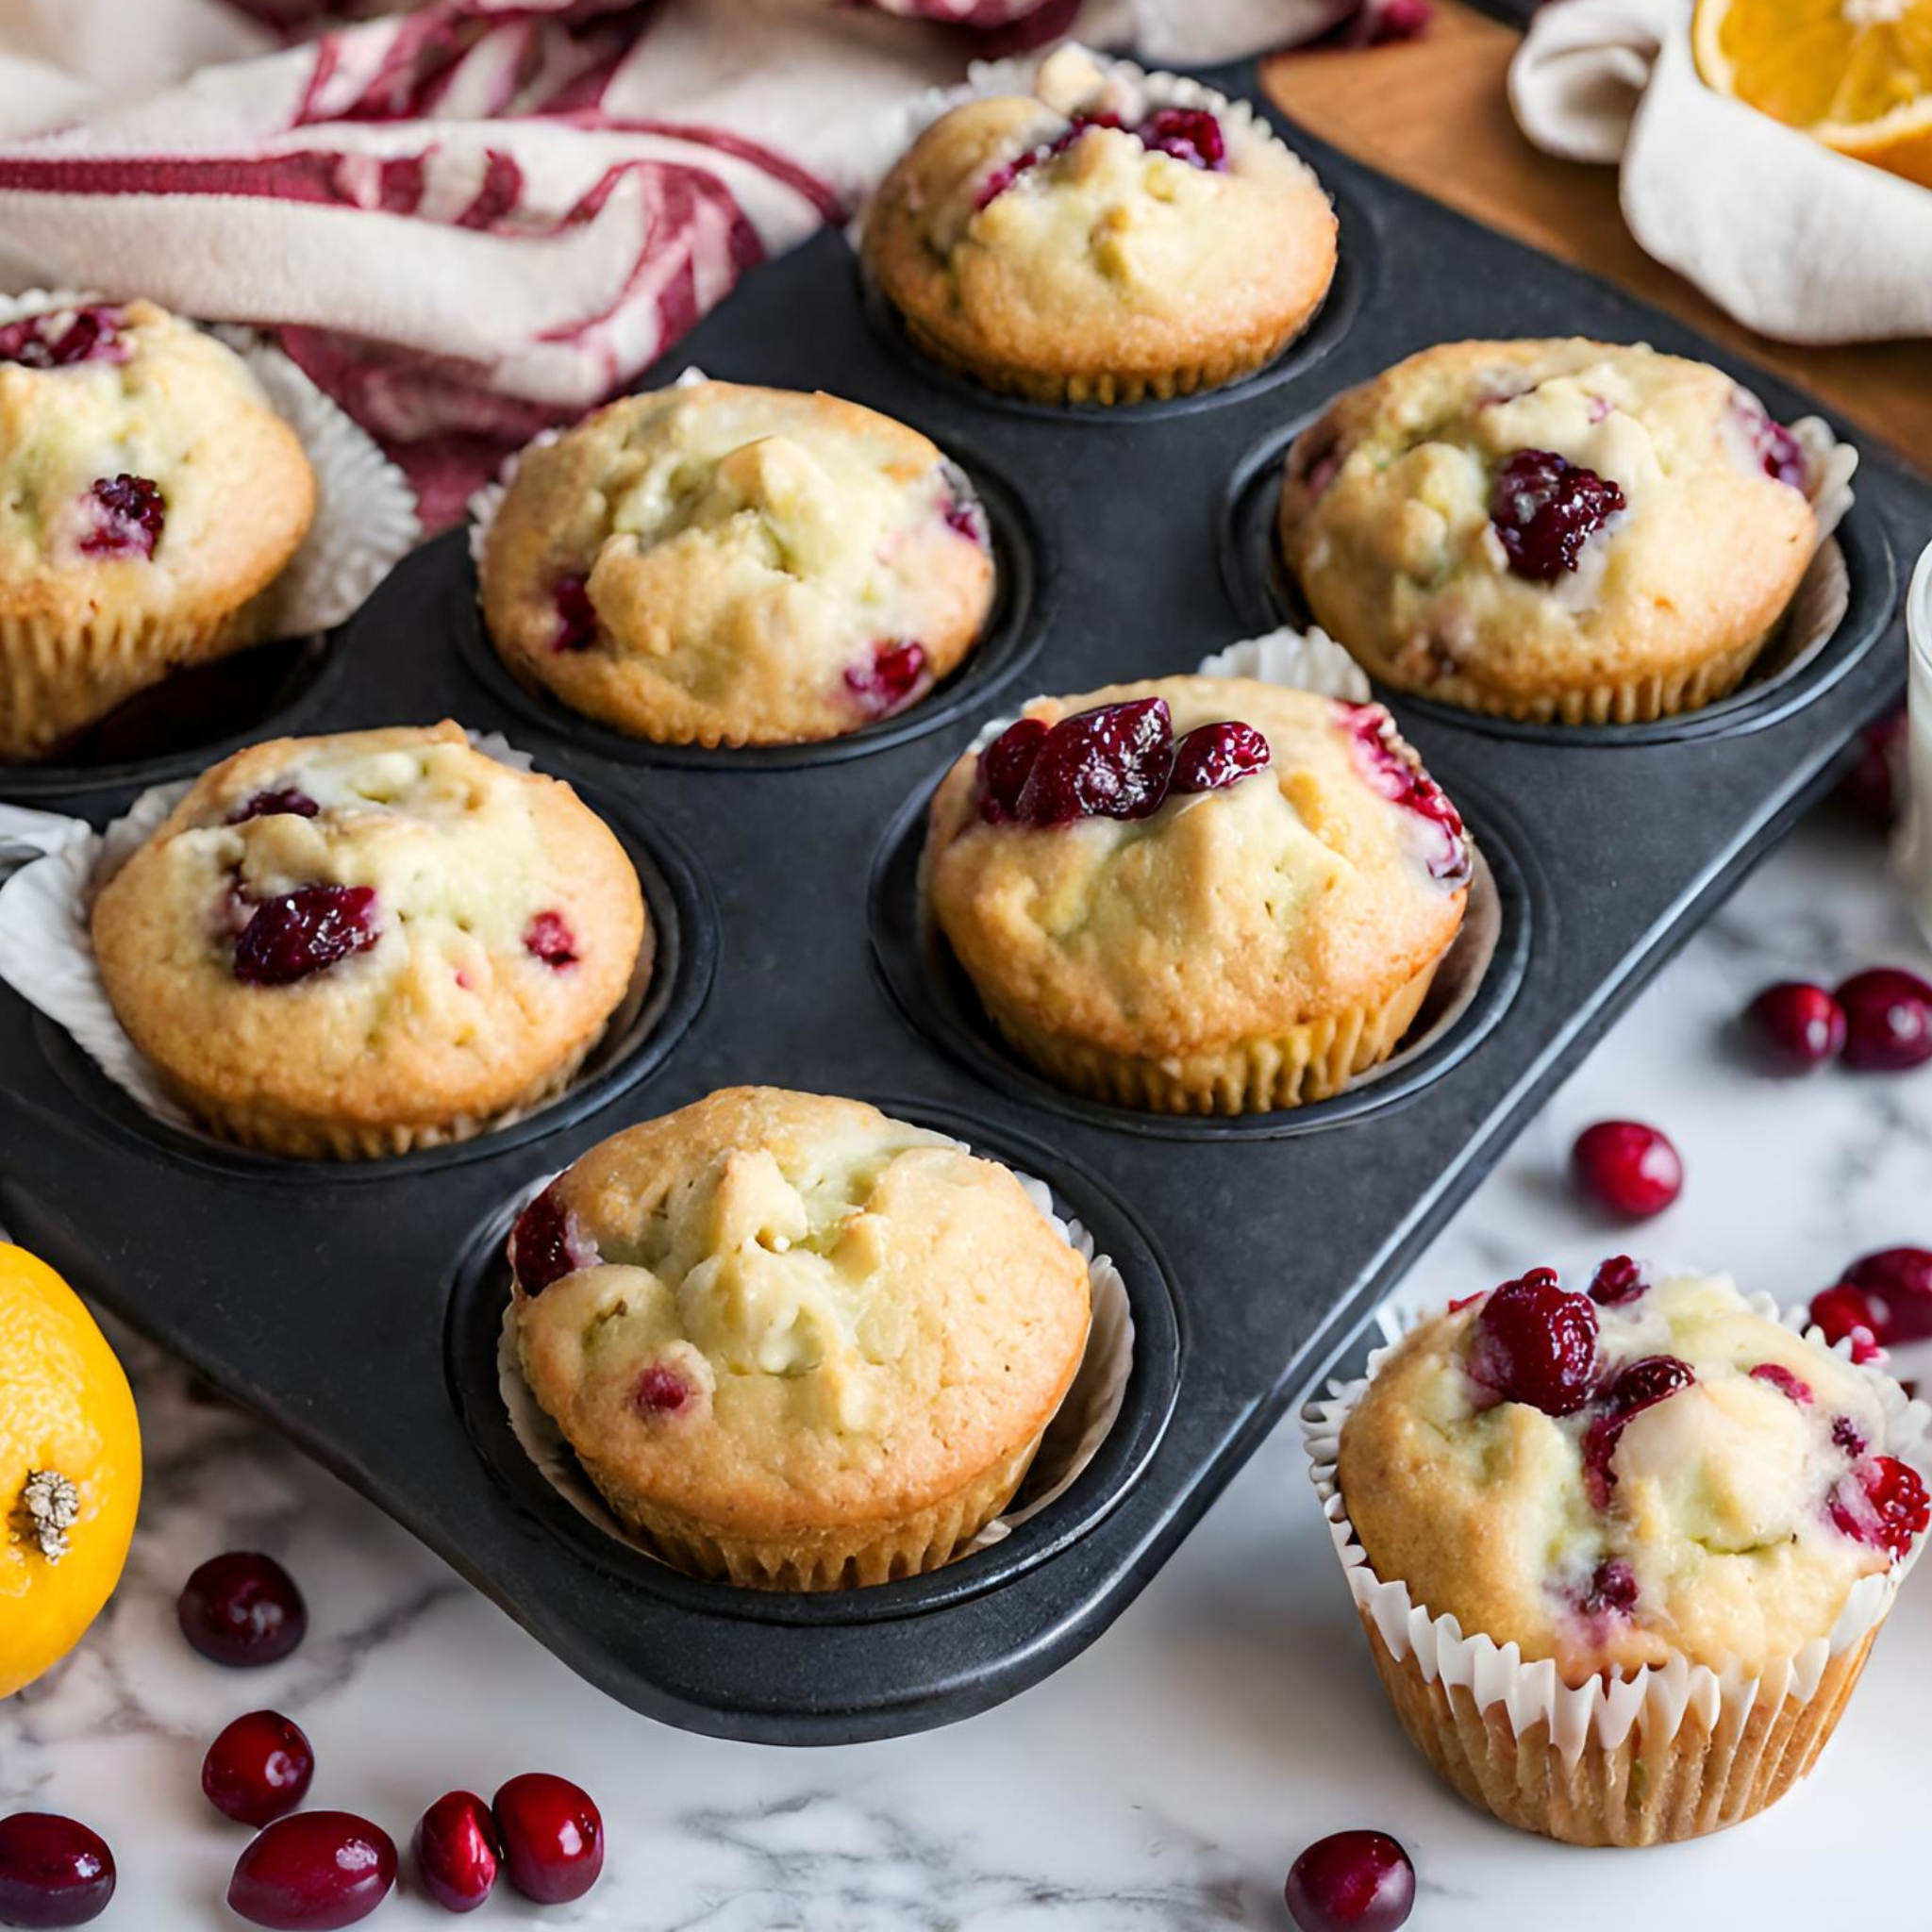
[1284,1829,1415,1932]
[178,1552,308,1667]
[413,1791,502,1914]
[1810,1284,1887,1363]
[1491,448,1625,581]
[0,1814,115,1928]
[203,1710,315,1827]
[1744,982,1845,1071]
[1571,1120,1682,1221]
[491,1774,604,1905]
[1466,1267,1600,1416]
[1840,1248,1932,1344]
[227,1813,396,1930]
[1836,968,1932,1072]
[1829,1456,1930,1561]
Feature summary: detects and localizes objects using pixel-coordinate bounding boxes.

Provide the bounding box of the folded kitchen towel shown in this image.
[1509,0,1932,348]
[0,0,1375,523]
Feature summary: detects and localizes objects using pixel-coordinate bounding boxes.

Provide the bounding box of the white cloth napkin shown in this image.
[1509,0,1932,345]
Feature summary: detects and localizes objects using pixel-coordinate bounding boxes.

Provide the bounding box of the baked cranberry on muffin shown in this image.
[479,380,994,747]
[0,297,316,762]
[1278,339,1833,724]
[509,1087,1092,1590]
[924,675,1469,1113]
[1328,1261,1928,1844]
[92,723,644,1158]
[863,47,1338,406]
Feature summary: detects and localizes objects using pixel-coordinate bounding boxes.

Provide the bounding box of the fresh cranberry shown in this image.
[1491,448,1625,581]
[1283,1830,1414,1932]
[1169,721,1271,795]
[1588,1255,1647,1306]
[1828,1456,1930,1560]
[1583,1356,1696,1506]
[1811,1283,1888,1362]
[234,885,379,988]
[1010,697,1174,828]
[1750,1363,1813,1405]
[227,1812,396,1930]
[1745,982,1846,1070]
[413,1791,501,1915]
[1571,1120,1682,1221]
[943,496,984,544]
[845,639,928,717]
[491,1774,604,1906]
[1335,702,1469,885]
[79,474,164,560]
[203,1711,315,1827]
[0,305,126,371]
[523,910,578,970]
[1841,1248,1932,1344]
[1466,1267,1600,1416]
[1836,968,1932,1071]
[635,1363,690,1414]
[974,110,1124,208]
[0,1814,115,1928]
[1139,107,1227,169]
[178,1552,308,1667]
[1733,397,1809,491]
[229,790,321,825]
[552,575,596,653]
[978,716,1051,821]
[1834,1416,1870,1457]
[1840,711,1907,824]
[508,1183,598,1297]
[1578,1557,1639,1618]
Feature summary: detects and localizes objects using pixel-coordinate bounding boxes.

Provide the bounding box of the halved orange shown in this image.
[1693,0,1932,190]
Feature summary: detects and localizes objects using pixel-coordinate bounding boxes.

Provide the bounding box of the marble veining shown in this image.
[5,805,1930,1928]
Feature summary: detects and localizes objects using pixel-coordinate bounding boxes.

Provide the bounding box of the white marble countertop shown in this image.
[7,799,1929,1930]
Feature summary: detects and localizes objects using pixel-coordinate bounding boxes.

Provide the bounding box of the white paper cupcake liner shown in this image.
[1301,1291,1932,1768]
[497,1149,1136,1573]
[0,291,420,641]
[0,731,649,1145]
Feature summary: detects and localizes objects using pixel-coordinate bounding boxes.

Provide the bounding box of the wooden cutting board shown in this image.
[1261,4,1932,475]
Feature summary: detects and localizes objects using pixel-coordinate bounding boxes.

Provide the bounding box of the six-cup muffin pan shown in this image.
[0,57,1925,1743]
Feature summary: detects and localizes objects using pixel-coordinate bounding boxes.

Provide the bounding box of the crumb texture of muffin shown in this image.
[863,47,1338,405]
[1325,1261,1928,1844]
[479,380,994,747]
[924,675,1468,1113]
[509,1088,1093,1590]
[1278,339,1824,724]
[91,723,645,1158]
[0,297,316,762]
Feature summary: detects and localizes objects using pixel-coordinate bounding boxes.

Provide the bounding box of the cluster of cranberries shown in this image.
[975,105,1227,209]
[974,696,1270,828]
[1746,970,1932,1074]
[1807,1246,1932,1363]
[0,1550,605,1928]
[1490,447,1626,582]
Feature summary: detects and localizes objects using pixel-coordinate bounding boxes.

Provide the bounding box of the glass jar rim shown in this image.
[1911,540,1932,676]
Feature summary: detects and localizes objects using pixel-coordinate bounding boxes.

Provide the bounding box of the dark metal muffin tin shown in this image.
[1,58,1924,1742]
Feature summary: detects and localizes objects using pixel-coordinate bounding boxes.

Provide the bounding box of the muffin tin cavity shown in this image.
[443,1098,1181,1624]
[25,780,716,1184]
[1223,420,1898,748]
[868,768,1530,1141]
[451,447,1048,771]
[0,632,341,804]
[854,173,1374,426]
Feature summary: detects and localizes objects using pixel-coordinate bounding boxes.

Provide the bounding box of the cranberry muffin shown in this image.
[508,1088,1092,1590]
[924,675,1469,1114]
[479,381,994,747]
[863,47,1337,406]
[0,298,316,762]
[1278,340,1829,724]
[92,724,644,1158]
[1326,1261,1929,1844]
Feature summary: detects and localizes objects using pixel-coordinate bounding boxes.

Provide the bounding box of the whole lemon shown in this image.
[1,1243,142,1697]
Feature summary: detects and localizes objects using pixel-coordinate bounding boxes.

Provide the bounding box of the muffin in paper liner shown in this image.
[0,730,652,1159]
[858,46,1338,408]
[499,1141,1134,1591]
[1300,1293,1931,1847]
[0,291,419,765]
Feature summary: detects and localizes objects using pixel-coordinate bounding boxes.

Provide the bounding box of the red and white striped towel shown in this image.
[0,0,1409,523]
